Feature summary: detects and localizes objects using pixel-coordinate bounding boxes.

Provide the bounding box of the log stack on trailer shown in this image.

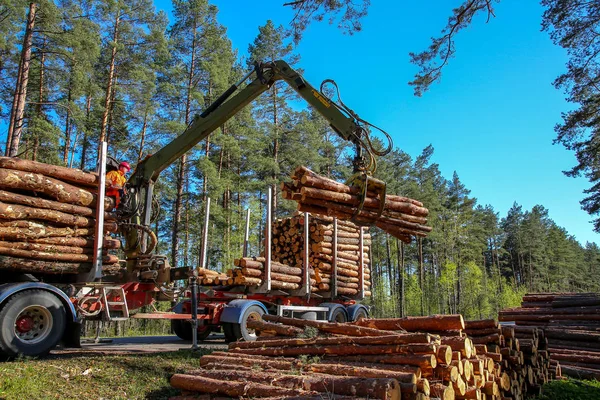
[499,292,600,380]
[169,314,554,399]
[0,157,123,278]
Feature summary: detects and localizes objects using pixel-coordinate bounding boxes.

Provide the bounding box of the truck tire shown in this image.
[231,305,265,342]
[329,307,348,323]
[222,323,237,343]
[352,307,369,321]
[171,320,212,341]
[0,290,66,358]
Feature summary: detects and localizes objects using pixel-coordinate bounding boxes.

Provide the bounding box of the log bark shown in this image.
[229,333,432,350]
[309,363,416,383]
[0,168,95,206]
[0,200,95,227]
[355,315,465,331]
[30,236,120,249]
[0,157,98,187]
[246,319,304,337]
[229,343,437,357]
[170,374,310,398]
[0,221,115,240]
[0,246,118,263]
[0,241,94,254]
[328,354,436,369]
[0,190,113,217]
[263,315,395,337]
[0,255,96,274]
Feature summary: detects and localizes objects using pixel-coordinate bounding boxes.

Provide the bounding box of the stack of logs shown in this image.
[0,157,122,278]
[169,314,554,399]
[499,292,600,380]
[212,214,371,297]
[272,213,371,296]
[464,319,554,398]
[282,166,432,242]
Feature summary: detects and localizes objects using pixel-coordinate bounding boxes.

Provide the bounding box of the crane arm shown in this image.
[129,60,366,187]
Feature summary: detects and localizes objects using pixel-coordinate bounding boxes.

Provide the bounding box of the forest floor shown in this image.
[1,349,599,400]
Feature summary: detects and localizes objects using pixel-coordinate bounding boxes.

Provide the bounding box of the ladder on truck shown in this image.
[101,286,130,321]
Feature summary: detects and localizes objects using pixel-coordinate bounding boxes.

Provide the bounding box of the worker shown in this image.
[106,161,130,209]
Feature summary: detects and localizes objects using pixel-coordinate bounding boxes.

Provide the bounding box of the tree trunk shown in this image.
[80,93,92,170]
[136,109,148,164]
[8,3,36,157]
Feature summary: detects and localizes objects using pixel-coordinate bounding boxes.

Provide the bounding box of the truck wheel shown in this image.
[0,290,66,358]
[222,323,237,343]
[231,305,265,342]
[352,307,369,321]
[329,307,348,323]
[172,320,212,341]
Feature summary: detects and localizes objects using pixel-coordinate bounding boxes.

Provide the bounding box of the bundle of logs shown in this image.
[281,166,432,242]
[0,157,122,277]
[203,214,372,297]
[271,213,371,296]
[169,313,554,399]
[499,292,600,380]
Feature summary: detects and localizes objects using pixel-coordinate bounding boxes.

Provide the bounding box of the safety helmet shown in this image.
[119,161,131,171]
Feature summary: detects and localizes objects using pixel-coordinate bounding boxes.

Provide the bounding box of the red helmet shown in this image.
[119,161,131,171]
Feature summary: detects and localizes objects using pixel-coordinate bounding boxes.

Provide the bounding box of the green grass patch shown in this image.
[0,350,212,400]
[537,379,600,400]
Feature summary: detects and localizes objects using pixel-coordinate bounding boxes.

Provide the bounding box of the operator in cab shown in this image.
[106,161,130,209]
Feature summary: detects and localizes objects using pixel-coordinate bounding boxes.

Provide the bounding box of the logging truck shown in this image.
[0,60,391,357]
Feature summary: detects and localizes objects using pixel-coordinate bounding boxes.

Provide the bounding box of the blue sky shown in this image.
[157,0,597,244]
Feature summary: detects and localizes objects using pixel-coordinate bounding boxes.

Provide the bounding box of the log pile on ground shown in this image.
[281,166,432,242]
[464,318,554,398]
[499,292,600,380]
[0,157,122,277]
[169,313,554,399]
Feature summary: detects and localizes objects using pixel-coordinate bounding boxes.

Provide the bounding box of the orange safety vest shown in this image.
[106,170,126,187]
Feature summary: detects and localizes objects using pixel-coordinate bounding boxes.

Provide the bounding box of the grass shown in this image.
[0,350,212,400]
[538,379,600,400]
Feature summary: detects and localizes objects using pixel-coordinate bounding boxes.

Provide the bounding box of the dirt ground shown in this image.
[50,334,228,357]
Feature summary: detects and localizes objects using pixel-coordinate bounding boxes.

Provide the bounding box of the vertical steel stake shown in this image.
[90,141,107,281]
[200,198,211,269]
[264,187,272,291]
[243,208,251,258]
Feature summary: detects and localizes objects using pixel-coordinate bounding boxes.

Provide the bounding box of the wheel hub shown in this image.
[15,316,34,333]
[13,305,53,344]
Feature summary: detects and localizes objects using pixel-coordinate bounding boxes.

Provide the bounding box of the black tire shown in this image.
[171,320,212,341]
[171,319,192,340]
[0,290,66,358]
[352,307,369,322]
[231,305,265,342]
[222,322,237,343]
[329,307,348,323]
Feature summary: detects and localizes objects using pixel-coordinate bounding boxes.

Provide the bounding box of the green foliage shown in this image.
[538,379,600,400]
[298,326,319,339]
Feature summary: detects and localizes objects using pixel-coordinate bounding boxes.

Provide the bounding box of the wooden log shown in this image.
[0,255,97,274]
[430,382,455,400]
[0,190,113,217]
[229,343,437,358]
[263,315,394,337]
[329,354,437,369]
[28,236,121,249]
[0,157,99,187]
[0,241,94,255]
[229,333,432,350]
[309,363,416,383]
[0,220,115,240]
[170,374,310,398]
[199,354,299,370]
[441,337,474,358]
[0,245,117,263]
[0,168,95,206]
[464,319,497,330]
[0,200,96,227]
[355,315,465,331]
[316,360,422,377]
